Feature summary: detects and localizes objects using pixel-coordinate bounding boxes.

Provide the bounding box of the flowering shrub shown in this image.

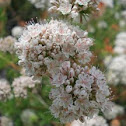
[12,0,114,124]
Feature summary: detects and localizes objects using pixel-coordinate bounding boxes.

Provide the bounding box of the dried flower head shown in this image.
[49,61,112,123]
[15,20,93,79]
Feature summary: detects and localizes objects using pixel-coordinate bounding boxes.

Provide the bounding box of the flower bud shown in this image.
[66,85,72,93]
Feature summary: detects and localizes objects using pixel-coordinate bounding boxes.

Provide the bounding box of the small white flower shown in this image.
[66,85,73,93]
[52,73,67,87]
[11,26,23,38]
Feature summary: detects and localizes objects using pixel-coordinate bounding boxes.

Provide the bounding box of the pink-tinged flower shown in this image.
[61,61,71,73]
[62,42,75,57]
[52,73,67,87]
[27,23,42,38]
[76,74,94,90]
[89,67,106,80]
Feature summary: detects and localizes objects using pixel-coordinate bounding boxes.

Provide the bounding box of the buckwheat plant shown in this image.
[15,0,113,124]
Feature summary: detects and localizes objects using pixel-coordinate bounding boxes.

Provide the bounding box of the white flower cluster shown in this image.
[119,0,126,6]
[15,20,93,80]
[106,55,126,85]
[0,79,11,101]
[0,36,16,54]
[28,0,50,10]
[0,116,13,126]
[49,61,112,123]
[49,0,100,19]
[12,76,39,98]
[71,116,108,126]
[21,109,38,126]
[100,0,113,8]
[105,32,126,85]
[97,21,108,29]
[113,32,126,55]
[104,104,124,120]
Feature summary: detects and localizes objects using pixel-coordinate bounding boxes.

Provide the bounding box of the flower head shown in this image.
[49,0,100,19]
[49,61,112,123]
[16,20,93,79]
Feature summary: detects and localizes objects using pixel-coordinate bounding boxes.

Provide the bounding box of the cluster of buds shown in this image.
[15,20,93,80]
[49,0,100,19]
[49,61,112,123]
